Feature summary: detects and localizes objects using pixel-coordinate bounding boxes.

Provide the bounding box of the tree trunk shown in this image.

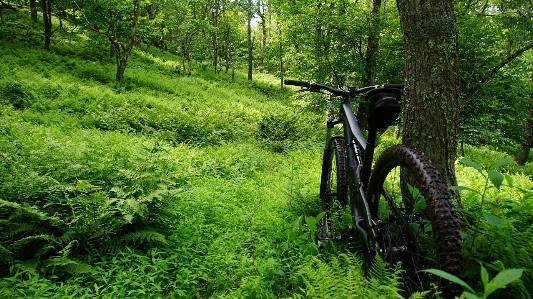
[41,0,52,51]
[223,12,230,73]
[357,0,382,131]
[515,69,533,165]
[364,0,381,86]
[30,0,38,21]
[114,0,140,83]
[397,0,461,205]
[280,26,284,89]
[212,0,219,73]
[247,0,253,81]
[257,0,267,68]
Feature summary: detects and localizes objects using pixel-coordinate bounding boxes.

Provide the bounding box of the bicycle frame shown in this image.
[324,96,380,254]
[284,79,403,252]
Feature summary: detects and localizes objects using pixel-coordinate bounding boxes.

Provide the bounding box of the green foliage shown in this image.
[291,253,405,298]
[423,263,524,299]
[453,156,533,298]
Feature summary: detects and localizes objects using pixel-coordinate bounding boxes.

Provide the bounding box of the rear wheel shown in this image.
[366,145,462,298]
[319,137,348,234]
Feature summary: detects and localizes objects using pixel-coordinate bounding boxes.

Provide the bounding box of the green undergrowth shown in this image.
[0,10,401,298]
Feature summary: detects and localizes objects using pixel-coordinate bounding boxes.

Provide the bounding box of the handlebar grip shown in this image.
[284,79,311,88]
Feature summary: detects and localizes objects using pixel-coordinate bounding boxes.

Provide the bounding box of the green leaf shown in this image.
[491,269,524,287]
[483,212,505,227]
[413,197,426,214]
[488,170,504,190]
[504,174,513,188]
[480,264,489,287]
[489,157,512,170]
[449,186,479,193]
[421,269,475,293]
[305,216,318,228]
[484,283,505,298]
[463,291,481,299]
[459,159,484,175]
[315,211,326,223]
[482,199,499,207]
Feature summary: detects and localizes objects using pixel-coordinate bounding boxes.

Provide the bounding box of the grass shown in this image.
[0,9,361,298]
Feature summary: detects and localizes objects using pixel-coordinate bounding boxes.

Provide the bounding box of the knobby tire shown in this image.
[320,137,348,234]
[366,145,462,298]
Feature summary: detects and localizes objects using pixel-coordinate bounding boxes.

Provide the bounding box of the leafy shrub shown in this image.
[0,80,35,109]
[74,62,114,84]
[453,158,533,298]
[0,122,183,276]
[258,111,302,152]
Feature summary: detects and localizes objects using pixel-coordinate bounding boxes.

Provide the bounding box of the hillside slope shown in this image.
[0,9,414,298]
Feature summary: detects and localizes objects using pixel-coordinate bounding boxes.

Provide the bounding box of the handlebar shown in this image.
[284,79,404,97]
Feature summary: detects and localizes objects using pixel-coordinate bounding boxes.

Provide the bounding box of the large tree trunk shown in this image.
[41,0,52,51]
[515,69,533,165]
[397,0,461,205]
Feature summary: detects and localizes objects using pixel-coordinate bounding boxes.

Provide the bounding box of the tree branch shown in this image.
[460,41,533,111]
[0,0,17,12]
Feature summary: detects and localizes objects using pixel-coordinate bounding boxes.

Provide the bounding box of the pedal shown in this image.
[316,233,342,241]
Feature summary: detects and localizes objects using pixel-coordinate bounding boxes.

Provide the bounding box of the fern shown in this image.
[368,255,404,297]
[50,231,77,245]
[294,253,404,298]
[121,230,168,245]
[407,291,430,299]
[56,240,78,258]
[2,222,47,238]
[44,257,77,267]
[0,244,13,261]
[10,234,51,248]
[64,262,93,274]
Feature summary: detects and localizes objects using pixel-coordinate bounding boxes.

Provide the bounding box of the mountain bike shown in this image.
[284,79,462,298]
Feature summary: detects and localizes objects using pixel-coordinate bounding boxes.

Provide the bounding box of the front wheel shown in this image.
[366,145,462,298]
[319,137,348,235]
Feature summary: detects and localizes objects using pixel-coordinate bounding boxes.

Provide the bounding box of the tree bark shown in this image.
[30,0,38,21]
[257,0,267,68]
[515,69,533,165]
[212,0,219,73]
[397,0,461,205]
[247,0,253,81]
[364,0,381,87]
[223,11,230,73]
[114,0,140,82]
[358,0,382,131]
[41,0,52,51]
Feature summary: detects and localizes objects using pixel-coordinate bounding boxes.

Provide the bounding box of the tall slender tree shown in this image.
[41,0,53,50]
[246,0,253,80]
